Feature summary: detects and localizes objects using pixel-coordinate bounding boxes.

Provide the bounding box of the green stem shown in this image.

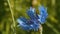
[7,0,16,34]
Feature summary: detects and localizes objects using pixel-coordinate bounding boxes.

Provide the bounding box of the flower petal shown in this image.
[38,5,48,24]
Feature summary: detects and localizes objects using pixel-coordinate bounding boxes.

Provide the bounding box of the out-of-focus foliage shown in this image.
[0,0,60,34]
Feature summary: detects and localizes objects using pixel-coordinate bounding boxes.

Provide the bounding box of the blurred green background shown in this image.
[0,0,60,34]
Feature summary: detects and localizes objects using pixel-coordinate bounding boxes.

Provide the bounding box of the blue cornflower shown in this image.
[17,5,48,31]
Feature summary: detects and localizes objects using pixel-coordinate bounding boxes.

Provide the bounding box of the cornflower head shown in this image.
[17,5,48,31]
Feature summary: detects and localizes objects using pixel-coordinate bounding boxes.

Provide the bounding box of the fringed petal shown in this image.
[27,10,36,20]
[38,5,48,24]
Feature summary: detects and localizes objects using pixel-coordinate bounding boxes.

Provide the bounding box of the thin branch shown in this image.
[7,0,16,34]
